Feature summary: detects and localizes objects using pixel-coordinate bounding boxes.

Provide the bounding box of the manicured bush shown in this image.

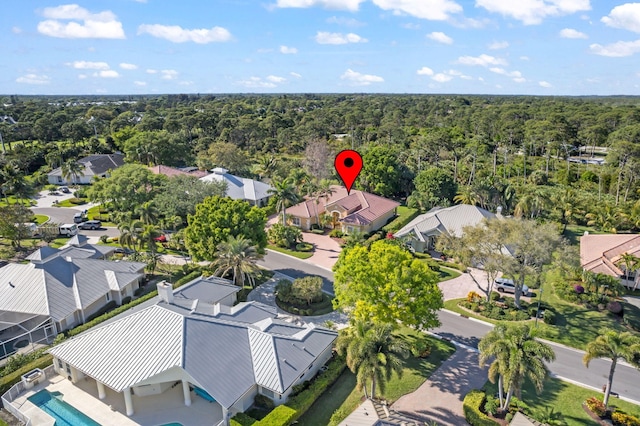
[68,197,86,205]
[543,310,557,325]
[0,355,53,396]
[121,296,132,305]
[490,291,500,302]
[329,229,343,238]
[254,393,275,410]
[505,413,513,423]
[0,349,48,377]
[586,397,607,417]
[310,229,325,235]
[295,242,313,252]
[608,301,623,315]
[255,405,296,426]
[463,390,500,426]
[99,235,109,243]
[231,412,258,426]
[612,412,640,426]
[290,380,311,397]
[86,300,118,322]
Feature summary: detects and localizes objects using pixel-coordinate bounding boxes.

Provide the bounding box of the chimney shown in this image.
[157,281,174,304]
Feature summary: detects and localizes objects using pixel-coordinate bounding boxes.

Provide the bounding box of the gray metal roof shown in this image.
[395,204,496,239]
[48,154,125,178]
[200,170,273,202]
[26,246,60,261]
[174,276,239,304]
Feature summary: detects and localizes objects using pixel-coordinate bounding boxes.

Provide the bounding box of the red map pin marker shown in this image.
[335,150,363,195]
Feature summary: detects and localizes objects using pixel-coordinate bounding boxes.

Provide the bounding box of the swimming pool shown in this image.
[160,423,183,426]
[28,389,101,426]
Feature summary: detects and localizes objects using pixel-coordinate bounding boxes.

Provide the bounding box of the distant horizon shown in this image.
[5,2,640,96]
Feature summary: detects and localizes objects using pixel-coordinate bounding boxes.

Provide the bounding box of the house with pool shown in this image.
[3,277,337,426]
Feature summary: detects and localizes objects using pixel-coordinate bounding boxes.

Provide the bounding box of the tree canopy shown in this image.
[333,240,443,330]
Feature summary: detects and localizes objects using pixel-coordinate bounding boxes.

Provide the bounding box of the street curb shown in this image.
[549,373,640,406]
[442,309,495,327]
[427,331,479,352]
[265,248,335,273]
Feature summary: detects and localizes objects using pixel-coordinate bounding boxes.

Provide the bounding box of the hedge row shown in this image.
[0,354,53,397]
[382,207,420,233]
[254,406,297,425]
[463,390,500,426]
[230,412,258,426]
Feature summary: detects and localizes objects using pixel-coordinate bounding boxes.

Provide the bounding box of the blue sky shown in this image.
[3,0,640,95]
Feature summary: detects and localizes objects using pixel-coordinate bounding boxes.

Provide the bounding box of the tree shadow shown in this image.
[270,267,334,293]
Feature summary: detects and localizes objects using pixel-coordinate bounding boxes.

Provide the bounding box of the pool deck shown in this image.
[12,374,223,425]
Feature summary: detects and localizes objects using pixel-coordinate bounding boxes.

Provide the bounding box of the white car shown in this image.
[495,278,530,296]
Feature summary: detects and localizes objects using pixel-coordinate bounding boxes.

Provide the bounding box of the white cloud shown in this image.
[520,55,530,60]
[490,67,526,82]
[161,70,179,80]
[16,74,51,85]
[146,69,158,74]
[539,81,552,87]
[589,39,640,57]
[449,16,489,28]
[401,23,421,29]
[560,28,588,39]
[12,26,22,34]
[315,31,368,44]
[275,0,364,11]
[427,31,453,44]
[416,66,434,75]
[134,81,147,86]
[237,77,278,89]
[138,24,232,43]
[476,0,591,25]
[432,73,453,82]
[280,45,298,54]
[290,72,302,78]
[267,75,287,83]
[340,69,384,86]
[93,70,120,78]
[120,63,138,70]
[445,69,472,79]
[488,40,509,49]
[326,16,365,26]
[78,74,87,79]
[456,54,507,66]
[178,81,194,86]
[602,3,640,33]
[371,0,462,21]
[68,60,109,70]
[37,4,125,39]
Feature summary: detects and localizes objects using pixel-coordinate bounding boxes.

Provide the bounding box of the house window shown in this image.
[57,177,63,183]
[57,359,63,369]
[65,363,71,374]
[292,217,301,227]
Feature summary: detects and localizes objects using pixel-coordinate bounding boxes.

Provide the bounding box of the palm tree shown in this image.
[252,155,278,181]
[586,203,622,233]
[618,253,640,288]
[211,235,263,287]
[118,220,143,251]
[312,179,336,227]
[335,321,410,399]
[136,201,159,225]
[139,224,161,253]
[60,160,84,187]
[268,178,299,225]
[583,329,640,409]
[453,186,482,207]
[0,163,25,205]
[479,323,556,411]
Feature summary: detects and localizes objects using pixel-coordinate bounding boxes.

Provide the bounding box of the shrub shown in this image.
[99,235,109,243]
[607,301,623,315]
[310,229,325,235]
[467,291,482,303]
[329,229,343,238]
[484,395,499,416]
[73,188,87,199]
[586,397,607,417]
[505,413,513,423]
[463,390,500,426]
[0,355,53,396]
[291,380,311,397]
[121,296,132,305]
[254,393,275,410]
[543,310,557,325]
[68,197,86,205]
[490,291,500,302]
[295,242,313,252]
[230,412,258,426]
[612,412,640,426]
[85,300,118,322]
[110,236,119,242]
[574,285,585,294]
[255,405,296,426]
[411,339,432,358]
[268,224,302,248]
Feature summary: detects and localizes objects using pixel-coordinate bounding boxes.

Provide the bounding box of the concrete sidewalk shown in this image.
[391,347,487,425]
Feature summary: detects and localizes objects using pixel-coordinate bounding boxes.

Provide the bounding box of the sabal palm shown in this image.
[268,178,299,225]
[586,203,621,233]
[479,323,555,410]
[136,201,159,225]
[454,186,482,207]
[60,160,83,187]
[0,163,25,204]
[139,224,161,253]
[618,253,639,287]
[583,329,640,408]
[211,235,263,287]
[313,179,336,226]
[514,188,549,219]
[335,321,410,399]
[118,220,143,251]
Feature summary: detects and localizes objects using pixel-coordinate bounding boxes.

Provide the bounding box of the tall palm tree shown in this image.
[0,163,25,205]
[313,179,336,227]
[139,224,161,253]
[618,253,640,288]
[211,235,263,287]
[335,321,410,399]
[252,155,278,181]
[118,219,143,251]
[268,178,299,225]
[136,201,159,225]
[479,323,556,410]
[586,203,622,233]
[60,160,84,187]
[583,329,640,409]
[453,186,482,207]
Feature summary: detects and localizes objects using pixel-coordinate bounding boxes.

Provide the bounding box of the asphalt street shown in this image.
[260,251,640,404]
[32,206,119,240]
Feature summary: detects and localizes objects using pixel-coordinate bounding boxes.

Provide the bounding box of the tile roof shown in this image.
[580,234,640,276]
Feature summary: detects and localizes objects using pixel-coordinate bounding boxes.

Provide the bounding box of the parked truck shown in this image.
[37,223,78,237]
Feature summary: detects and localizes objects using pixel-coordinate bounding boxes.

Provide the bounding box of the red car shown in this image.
[154,235,167,242]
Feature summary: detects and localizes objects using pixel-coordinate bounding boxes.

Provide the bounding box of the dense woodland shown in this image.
[2,94,640,234]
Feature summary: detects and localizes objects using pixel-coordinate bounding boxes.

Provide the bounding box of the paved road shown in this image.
[32,206,119,241]
[256,254,640,404]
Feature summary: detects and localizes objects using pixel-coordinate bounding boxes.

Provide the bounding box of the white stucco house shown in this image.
[46,279,337,425]
[200,167,273,207]
[0,235,145,359]
[47,153,126,185]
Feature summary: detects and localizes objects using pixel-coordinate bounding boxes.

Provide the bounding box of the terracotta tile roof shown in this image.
[580,234,640,276]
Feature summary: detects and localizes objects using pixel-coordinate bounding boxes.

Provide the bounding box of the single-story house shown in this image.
[200,167,273,207]
[0,237,145,359]
[395,204,498,252]
[148,165,209,179]
[580,233,640,288]
[47,153,126,185]
[48,279,337,425]
[286,186,400,234]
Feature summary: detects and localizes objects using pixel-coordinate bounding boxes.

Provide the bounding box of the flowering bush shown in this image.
[574,285,585,294]
[386,232,395,239]
[586,397,607,417]
[612,412,640,426]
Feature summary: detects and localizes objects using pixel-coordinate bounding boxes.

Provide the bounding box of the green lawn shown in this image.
[483,377,640,426]
[33,214,49,225]
[563,224,605,246]
[267,244,313,259]
[438,266,462,282]
[382,206,419,233]
[298,328,456,426]
[55,198,88,208]
[0,196,35,207]
[86,205,117,226]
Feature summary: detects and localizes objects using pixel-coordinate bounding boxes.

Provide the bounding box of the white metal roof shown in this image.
[395,204,496,239]
[200,170,272,202]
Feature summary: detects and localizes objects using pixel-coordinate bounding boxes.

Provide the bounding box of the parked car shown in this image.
[495,278,531,296]
[73,213,87,223]
[154,235,167,242]
[59,186,71,193]
[78,220,102,230]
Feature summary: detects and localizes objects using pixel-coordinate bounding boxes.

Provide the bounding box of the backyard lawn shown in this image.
[298,327,456,426]
[483,377,640,426]
[563,224,605,245]
[266,244,313,259]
